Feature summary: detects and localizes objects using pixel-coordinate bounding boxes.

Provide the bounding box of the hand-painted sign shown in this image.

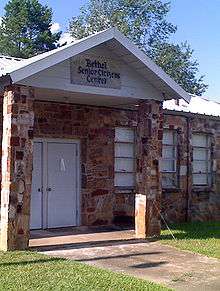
[70,56,121,89]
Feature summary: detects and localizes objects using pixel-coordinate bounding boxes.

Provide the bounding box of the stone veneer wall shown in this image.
[33,99,163,232]
[161,114,188,223]
[162,112,220,223]
[33,100,137,226]
[0,99,219,228]
[135,100,163,237]
[0,86,34,250]
[190,115,220,221]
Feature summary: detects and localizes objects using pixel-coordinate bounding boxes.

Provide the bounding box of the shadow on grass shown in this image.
[160,221,220,241]
[0,257,65,267]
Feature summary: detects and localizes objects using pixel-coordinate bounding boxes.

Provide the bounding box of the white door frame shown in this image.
[32,138,81,229]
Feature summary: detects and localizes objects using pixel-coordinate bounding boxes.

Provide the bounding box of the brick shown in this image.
[10,137,20,146]
[16,151,24,160]
[158,130,163,140]
[28,130,34,139]
[91,189,109,197]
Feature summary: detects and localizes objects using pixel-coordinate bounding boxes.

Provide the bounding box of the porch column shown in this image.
[135,100,163,238]
[0,85,34,251]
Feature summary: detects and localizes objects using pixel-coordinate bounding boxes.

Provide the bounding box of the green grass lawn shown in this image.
[0,251,171,291]
[160,221,220,259]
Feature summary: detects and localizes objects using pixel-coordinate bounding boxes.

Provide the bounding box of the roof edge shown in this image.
[1,27,191,103]
[6,28,116,84]
[113,29,191,103]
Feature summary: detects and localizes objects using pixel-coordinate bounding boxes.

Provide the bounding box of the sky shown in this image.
[0,0,219,102]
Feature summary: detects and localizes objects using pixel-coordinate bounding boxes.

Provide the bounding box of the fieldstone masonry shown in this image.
[135,100,163,237]
[33,101,137,227]
[0,85,34,251]
[162,112,220,223]
[0,85,219,250]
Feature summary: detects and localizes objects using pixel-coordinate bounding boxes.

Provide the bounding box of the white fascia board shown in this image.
[113,29,191,103]
[9,28,115,83]
[7,27,190,103]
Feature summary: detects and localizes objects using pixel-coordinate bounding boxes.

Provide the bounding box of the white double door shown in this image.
[30,140,79,230]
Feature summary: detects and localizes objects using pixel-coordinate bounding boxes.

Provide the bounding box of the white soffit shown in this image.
[0,27,191,103]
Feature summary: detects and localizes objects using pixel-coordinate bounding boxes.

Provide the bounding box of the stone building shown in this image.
[110,96,220,227]
[0,28,218,251]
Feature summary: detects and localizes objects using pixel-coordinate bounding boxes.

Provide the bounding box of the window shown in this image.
[114,128,135,188]
[192,133,212,186]
[161,129,178,188]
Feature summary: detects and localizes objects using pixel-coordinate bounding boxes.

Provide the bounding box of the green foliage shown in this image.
[70,0,176,51]
[0,0,61,58]
[151,42,208,95]
[69,0,208,95]
[0,251,171,290]
[161,221,220,259]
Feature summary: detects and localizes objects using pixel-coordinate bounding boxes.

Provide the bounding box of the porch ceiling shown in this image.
[35,87,139,110]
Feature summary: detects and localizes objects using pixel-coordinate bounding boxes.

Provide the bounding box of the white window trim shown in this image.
[114,127,135,189]
[161,129,178,188]
[192,133,212,187]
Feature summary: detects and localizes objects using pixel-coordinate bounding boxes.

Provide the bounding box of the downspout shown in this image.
[186,115,191,222]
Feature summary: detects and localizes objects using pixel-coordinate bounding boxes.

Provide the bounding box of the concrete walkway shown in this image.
[30,228,220,291]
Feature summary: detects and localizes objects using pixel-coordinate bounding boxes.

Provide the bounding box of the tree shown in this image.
[69,0,208,95]
[0,0,61,58]
[151,42,208,95]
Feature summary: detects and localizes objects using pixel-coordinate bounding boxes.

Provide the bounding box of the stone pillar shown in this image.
[0,85,34,251]
[135,100,163,238]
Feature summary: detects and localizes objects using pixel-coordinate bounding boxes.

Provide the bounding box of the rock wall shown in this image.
[0,97,219,232]
[190,115,220,221]
[0,85,34,250]
[162,112,220,223]
[33,100,137,226]
[162,114,188,223]
[135,100,163,237]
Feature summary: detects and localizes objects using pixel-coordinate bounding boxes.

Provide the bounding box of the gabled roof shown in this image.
[163,95,220,117]
[0,28,191,102]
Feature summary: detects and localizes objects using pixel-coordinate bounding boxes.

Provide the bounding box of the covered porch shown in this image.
[0,84,162,250]
[0,28,190,251]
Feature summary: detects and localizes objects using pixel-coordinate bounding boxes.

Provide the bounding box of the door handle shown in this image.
[47,187,52,192]
[38,187,43,193]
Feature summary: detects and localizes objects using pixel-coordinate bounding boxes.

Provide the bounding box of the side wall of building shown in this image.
[161,114,188,223]
[162,112,220,223]
[190,115,220,221]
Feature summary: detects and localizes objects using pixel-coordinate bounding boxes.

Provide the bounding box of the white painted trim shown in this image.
[113,29,191,103]
[3,27,190,103]
[33,138,81,228]
[9,29,115,83]
[31,141,44,230]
